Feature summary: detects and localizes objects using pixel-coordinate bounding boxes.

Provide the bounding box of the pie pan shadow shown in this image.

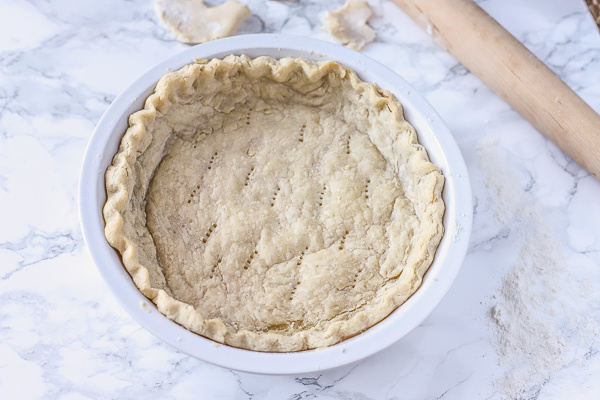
[79,34,472,375]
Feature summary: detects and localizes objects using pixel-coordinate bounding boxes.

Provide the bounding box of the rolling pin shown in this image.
[392,0,600,180]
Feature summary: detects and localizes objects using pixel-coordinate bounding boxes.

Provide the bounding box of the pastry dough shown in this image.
[324,0,376,51]
[155,0,251,43]
[104,56,444,352]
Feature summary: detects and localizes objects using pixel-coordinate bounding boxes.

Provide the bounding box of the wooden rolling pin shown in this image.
[392,0,600,180]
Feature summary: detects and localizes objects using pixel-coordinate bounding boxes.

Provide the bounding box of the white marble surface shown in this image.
[1,0,599,399]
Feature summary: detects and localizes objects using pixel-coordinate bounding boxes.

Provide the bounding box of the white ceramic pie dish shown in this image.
[79,34,472,374]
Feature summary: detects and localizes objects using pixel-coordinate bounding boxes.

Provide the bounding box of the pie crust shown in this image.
[103,55,444,352]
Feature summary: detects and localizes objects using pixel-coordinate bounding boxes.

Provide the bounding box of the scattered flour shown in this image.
[477,137,599,399]
[452,222,463,242]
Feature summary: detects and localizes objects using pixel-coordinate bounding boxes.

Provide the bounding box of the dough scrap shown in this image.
[155,0,251,44]
[324,0,376,51]
[104,56,444,352]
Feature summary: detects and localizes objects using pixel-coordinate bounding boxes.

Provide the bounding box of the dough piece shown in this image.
[155,0,251,44]
[104,56,445,352]
[324,0,376,51]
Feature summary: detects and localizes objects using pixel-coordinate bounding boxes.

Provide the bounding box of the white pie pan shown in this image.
[79,34,472,375]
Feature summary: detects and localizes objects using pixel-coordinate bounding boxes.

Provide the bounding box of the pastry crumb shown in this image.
[211,342,220,348]
[140,301,151,313]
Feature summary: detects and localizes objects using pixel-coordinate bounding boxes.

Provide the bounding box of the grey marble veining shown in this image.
[1,0,600,399]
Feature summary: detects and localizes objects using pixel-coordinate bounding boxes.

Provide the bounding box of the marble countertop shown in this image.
[1,0,599,399]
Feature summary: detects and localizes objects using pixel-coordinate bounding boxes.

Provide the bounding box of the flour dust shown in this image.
[477,137,599,400]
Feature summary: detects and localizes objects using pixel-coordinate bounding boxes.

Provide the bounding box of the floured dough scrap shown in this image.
[324,0,375,51]
[155,0,251,44]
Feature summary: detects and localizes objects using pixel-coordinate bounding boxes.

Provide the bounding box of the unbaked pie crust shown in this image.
[104,55,444,352]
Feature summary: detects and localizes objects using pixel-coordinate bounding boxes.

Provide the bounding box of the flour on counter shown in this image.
[477,137,599,399]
